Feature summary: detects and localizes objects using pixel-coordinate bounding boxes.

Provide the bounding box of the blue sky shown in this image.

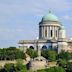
[0,0,72,48]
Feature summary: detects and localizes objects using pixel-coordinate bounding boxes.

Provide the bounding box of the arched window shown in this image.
[51,30,53,37]
[42,45,47,50]
[29,46,34,49]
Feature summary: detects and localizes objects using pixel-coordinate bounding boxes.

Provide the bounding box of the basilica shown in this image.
[18,11,72,54]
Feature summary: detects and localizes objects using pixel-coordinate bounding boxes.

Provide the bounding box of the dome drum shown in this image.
[39,11,62,40]
[39,23,61,27]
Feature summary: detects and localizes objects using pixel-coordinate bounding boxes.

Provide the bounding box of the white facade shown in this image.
[18,11,71,54]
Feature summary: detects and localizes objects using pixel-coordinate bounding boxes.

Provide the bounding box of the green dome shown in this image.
[42,11,59,22]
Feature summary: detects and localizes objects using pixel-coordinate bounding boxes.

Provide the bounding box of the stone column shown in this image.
[22,43,26,53]
[55,27,58,39]
[38,47,41,56]
[55,27,56,39]
[42,26,44,38]
[49,26,50,39]
[47,26,48,38]
[44,26,45,38]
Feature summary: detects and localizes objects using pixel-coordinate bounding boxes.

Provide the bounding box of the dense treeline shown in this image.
[37,67,66,72]
[41,49,57,61]
[0,59,28,72]
[37,62,72,72]
[41,49,72,61]
[58,51,72,60]
[0,47,72,72]
[0,47,26,60]
[0,61,72,72]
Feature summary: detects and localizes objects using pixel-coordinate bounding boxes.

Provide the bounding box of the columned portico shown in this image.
[39,21,61,40]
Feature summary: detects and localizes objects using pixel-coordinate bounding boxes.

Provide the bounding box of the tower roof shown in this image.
[59,25,65,30]
[42,11,59,22]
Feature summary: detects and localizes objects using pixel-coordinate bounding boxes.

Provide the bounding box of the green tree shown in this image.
[59,51,71,60]
[15,50,26,59]
[37,67,65,72]
[47,67,65,72]
[41,49,48,59]
[26,48,38,58]
[4,63,15,72]
[46,67,54,72]
[7,47,17,50]
[58,59,67,68]
[41,50,57,61]
[15,59,27,72]
[0,47,26,60]
[48,50,57,61]
[37,69,46,72]
[66,62,72,72]
[54,67,65,72]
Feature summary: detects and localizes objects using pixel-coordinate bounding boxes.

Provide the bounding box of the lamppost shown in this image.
[36,37,41,56]
[22,40,26,53]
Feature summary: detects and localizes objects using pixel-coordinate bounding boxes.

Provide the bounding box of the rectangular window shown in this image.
[51,30,52,37]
